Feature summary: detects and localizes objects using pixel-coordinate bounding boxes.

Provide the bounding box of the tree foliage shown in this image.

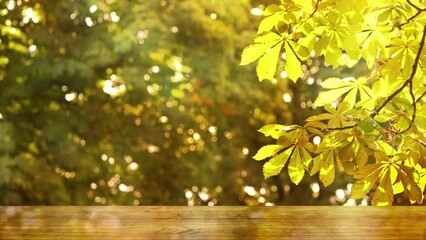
[243,0,426,205]
[3,0,335,205]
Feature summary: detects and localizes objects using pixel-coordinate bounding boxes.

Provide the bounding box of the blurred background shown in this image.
[0,0,362,206]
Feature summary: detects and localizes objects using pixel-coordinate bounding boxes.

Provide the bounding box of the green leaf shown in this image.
[285,41,303,82]
[359,118,375,133]
[253,145,284,161]
[256,41,284,81]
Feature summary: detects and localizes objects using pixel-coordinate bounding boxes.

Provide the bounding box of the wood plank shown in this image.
[0,206,425,239]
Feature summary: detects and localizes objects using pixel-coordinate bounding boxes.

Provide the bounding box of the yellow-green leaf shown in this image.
[254,32,283,43]
[253,144,284,161]
[256,41,284,81]
[288,146,305,185]
[351,164,382,199]
[319,150,336,187]
[315,86,353,106]
[263,147,293,178]
[372,167,393,206]
[258,124,286,139]
[285,41,303,82]
[240,43,277,66]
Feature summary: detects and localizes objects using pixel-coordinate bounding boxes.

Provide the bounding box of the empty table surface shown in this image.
[1,206,426,239]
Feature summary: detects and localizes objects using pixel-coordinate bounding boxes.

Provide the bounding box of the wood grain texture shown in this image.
[1,206,425,239]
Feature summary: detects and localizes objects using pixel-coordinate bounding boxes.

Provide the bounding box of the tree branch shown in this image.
[371,25,426,119]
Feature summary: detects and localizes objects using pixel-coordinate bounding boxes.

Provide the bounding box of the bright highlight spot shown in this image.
[147,144,160,153]
[313,136,321,145]
[129,162,138,171]
[311,182,320,193]
[28,45,37,52]
[198,192,209,201]
[151,65,160,73]
[193,132,201,141]
[185,191,193,199]
[102,75,126,97]
[85,17,94,27]
[160,116,168,123]
[208,126,217,135]
[6,0,15,10]
[250,7,263,16]
[336,189,345,202]
[244,186,257,197]
[65,92,77,102]
[283,93,292,103]
[89,5,98,13]
[110,12,120,22]
[119,184,128,192]
[210,13,217,19]
[242,147,249,156]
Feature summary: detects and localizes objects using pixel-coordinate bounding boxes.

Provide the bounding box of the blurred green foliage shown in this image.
[0,0,350,205]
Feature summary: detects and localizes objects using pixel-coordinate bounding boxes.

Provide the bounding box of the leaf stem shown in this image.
[327,125,356,131]
[371,25,426,119]
[287,40,303,63]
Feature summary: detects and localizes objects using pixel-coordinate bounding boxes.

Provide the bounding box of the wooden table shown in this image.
[1,206,425,239]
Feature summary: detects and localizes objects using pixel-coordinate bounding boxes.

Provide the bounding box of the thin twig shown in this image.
[399,1,426,27]
[407,0,423,11]
[371,25,426,118]
[416,90,426,103]
[310,0,321,17]
[399,80,417,134]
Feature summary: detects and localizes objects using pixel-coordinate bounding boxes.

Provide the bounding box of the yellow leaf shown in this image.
[253,145,284,161]
[285,41,303,82]
[288,146,305,185]
[256,41,284,81]
[263,147,293,179]
[372,168,393,206]
[320,150,336,187]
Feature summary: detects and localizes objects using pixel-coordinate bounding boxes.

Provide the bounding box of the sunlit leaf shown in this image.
[253,145,284,161]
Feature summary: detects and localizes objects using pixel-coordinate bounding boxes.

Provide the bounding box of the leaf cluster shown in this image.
[245,0,426,205]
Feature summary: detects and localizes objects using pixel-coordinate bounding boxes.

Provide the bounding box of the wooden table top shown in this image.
[1,206,425,239]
